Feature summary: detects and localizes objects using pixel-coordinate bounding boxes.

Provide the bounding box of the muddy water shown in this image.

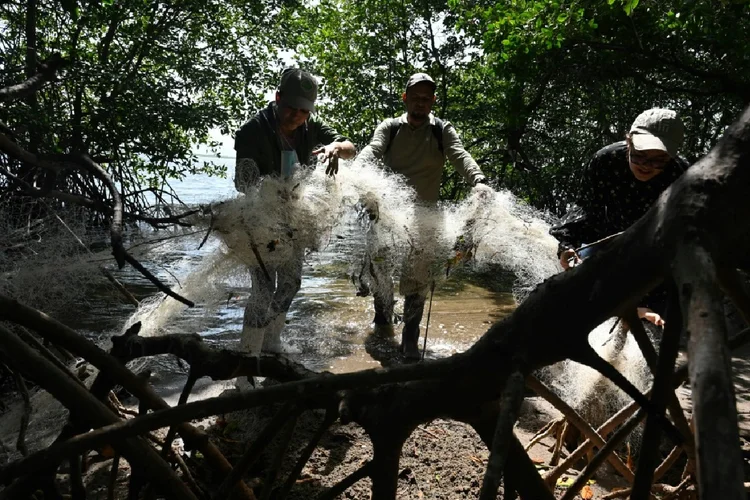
[78,170,520,405]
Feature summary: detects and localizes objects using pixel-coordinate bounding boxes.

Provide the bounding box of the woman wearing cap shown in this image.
[232,68,355,361]
[234,68,355,190]
[550,108,689,324]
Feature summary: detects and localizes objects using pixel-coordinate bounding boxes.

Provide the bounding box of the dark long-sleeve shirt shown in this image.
[550,141,688,256]
[233,102,347,191]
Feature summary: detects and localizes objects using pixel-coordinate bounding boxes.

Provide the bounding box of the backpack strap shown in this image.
[384,118,401,155]
[431,117,444,155]
[383,116,445,156]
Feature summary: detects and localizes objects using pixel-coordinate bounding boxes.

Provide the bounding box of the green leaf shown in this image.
[624,0,640,16]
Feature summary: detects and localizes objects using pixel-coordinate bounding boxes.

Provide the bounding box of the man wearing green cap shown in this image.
[357,72,487,359]
[233,68,355,358]
[550,107,689,323]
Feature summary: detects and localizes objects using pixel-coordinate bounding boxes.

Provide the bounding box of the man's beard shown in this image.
[409,111,428,122]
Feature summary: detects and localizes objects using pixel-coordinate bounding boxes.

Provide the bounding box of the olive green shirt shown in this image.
[359,113,484,202]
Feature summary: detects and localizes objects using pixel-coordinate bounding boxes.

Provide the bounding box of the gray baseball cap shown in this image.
[629,108,684,157]
[405,73,436,93]
[278,68,318,112]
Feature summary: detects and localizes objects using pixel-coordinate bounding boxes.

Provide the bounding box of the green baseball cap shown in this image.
[278,68,318,112]
[629,108,684,158]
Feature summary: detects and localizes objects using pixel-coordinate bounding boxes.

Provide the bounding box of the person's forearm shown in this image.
[458,156,486,185]
[444,127,484,184]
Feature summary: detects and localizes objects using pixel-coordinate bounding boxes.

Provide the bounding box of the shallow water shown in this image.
[0,159,664,465]
[52,165,528,406]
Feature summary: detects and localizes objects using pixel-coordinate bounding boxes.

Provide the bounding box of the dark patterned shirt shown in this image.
[550,141,688,256]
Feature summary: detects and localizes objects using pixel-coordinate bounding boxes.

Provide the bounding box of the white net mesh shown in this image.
[120,159,565,348]
[538,318,656,452]
[0,198,114,320]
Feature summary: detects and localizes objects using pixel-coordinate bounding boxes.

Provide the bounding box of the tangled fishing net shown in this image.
[0,198,115,321]
[123,157,564,339]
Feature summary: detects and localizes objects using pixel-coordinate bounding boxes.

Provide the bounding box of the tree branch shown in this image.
[0,324,197,500]
[631,286,684,497]
[479,371,525,500]
[0,53,67,103]
[213,403,296,500]
[559,410,646,500]
[0,298,255,500]
[675,245,746,498]
[527,375,635,483]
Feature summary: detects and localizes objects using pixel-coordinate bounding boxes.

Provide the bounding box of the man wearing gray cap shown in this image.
[358,72,487,359]
[233,68,355,359]
[360,72,486,202]
[550,108,688,323]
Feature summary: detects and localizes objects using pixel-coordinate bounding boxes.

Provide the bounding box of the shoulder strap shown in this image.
[384,118,401,155]
[431,117,444,155]
[384,117,445,155]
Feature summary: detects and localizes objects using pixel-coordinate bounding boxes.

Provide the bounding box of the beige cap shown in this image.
[405,73,436,93]
[629,108,684,157]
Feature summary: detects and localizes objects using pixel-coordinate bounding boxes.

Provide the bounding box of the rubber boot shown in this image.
[239,325,265,356]
[262,314,286,353]
[373,294,395,326]
[238,324,264,390]
[371,265,395,326]
[400,294,425,360]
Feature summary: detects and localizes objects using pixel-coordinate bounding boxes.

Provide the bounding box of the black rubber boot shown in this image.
[371,277,395,325]
[373,295,395,325]
[400,294,425,360]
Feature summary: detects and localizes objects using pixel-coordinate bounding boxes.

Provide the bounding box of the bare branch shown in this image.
[559,410,646,500]
[122,252,194,307]
[73,154,125,267]
[0,323,198,500]
[213,403,297,499]
[631,286,684,497]
[0,53,67,103]
[259,412,299,500]
[675,245,746,497]
[479,371,525,500]
[9,368,30,456]
[0,297,255,499]
[527,375,634,482]
[160,370,197,458]
[278,408,337,499]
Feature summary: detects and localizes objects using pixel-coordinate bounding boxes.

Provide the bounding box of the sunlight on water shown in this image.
[123,159,562,369]
[118,158,655,445]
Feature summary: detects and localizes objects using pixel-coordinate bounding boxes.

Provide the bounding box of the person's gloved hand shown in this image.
[471,176,492,198]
